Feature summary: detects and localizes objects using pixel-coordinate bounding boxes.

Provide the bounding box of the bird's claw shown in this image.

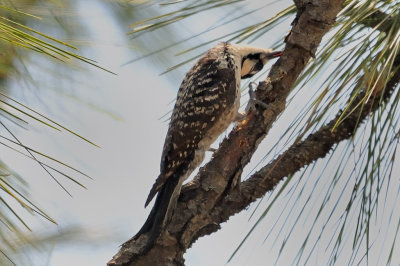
[246,82,269,112]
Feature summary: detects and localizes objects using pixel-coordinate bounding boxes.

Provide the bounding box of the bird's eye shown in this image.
[251,61,264,73]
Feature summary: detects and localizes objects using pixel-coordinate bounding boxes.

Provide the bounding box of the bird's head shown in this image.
[240,50,282,79]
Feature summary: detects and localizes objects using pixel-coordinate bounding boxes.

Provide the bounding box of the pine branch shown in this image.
[108,0,345,265]
[215,51,400,222]
[358,8,394,34]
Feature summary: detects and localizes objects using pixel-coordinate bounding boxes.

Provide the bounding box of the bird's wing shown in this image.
[145,56,237,206]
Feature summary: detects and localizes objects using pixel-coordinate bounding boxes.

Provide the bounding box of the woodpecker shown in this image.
[135,42,281,250]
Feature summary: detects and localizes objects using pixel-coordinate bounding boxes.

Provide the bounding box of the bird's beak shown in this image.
[260,51,282,64]
[265,51,282,59]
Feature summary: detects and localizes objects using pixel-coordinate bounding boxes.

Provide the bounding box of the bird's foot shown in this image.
[245,82,269,112]
[235,82,270,123]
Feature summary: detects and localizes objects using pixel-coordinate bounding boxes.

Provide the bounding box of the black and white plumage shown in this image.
[135,42,281,249]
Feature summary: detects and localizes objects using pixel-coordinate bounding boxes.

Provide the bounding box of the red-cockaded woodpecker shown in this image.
[135,42,282,251]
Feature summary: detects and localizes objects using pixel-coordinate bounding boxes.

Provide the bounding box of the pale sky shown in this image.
[2,0,399,265]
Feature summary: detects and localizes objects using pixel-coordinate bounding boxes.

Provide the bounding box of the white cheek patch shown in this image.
[241,59,255,77]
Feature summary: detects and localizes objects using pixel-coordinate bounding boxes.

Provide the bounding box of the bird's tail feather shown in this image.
[133,175,182,252]
[145,177,163,207]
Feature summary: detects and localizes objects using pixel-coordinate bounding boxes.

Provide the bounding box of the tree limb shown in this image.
[213,52,400,222]
[108,1,345,265]
[109,1,400,265]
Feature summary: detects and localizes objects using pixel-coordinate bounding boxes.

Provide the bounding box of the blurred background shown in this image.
[1,0,399,265]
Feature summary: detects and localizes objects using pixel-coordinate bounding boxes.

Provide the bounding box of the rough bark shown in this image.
[214,52,400,221]
[108,1,345,265]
